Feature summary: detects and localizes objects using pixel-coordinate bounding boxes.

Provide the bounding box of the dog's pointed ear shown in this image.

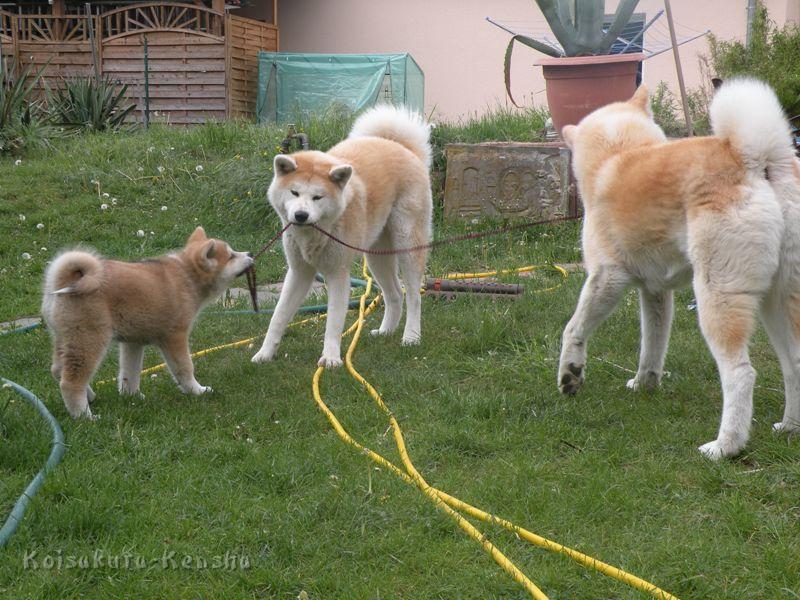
[201,240,217,270]
[274,154,297,176]
[561,125,577,148]
[188,226,207,243]
[329,164,352,187]
[631,84,649,110]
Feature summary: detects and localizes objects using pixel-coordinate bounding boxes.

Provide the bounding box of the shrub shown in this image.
[707,1,800,115]
[49,76,136,132]
[0,61,52,154]
[650,81,711,137]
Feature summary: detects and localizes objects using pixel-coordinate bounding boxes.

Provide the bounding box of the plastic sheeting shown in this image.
[256,52,424,123]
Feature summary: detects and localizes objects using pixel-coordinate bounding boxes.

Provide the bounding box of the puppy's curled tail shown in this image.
[710,77,796,180]
[44,250,103,296]
[349,105,432,170]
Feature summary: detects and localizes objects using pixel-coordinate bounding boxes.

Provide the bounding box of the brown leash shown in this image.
[243,215,582,312]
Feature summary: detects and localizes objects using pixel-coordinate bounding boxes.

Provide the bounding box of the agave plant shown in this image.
[0,61,52,153]
[505,0,641,105]
[49,76,136,132]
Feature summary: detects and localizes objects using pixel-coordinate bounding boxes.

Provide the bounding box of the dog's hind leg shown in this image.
[367,246,403,337]
[118,342,145,396]
[695,281,760,460]
[628,288,674,391]
[60,335,110,419]
[398,246,427,346]
[558,266,631,395]
[760,297,800,434]
[252,263,316,364]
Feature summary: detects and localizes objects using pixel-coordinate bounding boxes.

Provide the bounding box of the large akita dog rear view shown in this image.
[559,79,800,459]
[252,106,432,368]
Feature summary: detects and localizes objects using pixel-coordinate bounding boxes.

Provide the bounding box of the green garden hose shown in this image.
[0,378,66,549]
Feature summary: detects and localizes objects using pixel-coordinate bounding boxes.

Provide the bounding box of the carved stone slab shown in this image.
[443,142,577,221]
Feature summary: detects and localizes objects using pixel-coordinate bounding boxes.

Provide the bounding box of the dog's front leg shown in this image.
[252,264,315,364]
[558,267,630,395]
[159,334,211,395]
[628,288,674,391]
[318,269,351,368]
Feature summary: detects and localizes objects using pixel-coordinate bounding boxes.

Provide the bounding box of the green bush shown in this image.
[650,81,711,137]
[708,1,800,115]
[0,62,53,154]
[49,76,136,132]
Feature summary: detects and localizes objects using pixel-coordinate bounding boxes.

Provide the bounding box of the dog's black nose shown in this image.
[294,211,309,223]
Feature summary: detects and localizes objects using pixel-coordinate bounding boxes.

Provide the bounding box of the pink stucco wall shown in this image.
[277,0,798,120]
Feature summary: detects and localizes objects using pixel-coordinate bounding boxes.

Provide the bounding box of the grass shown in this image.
[1,114,799,600]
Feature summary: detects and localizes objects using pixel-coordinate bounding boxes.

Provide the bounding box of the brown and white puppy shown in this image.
[251,105,433,368]
[559,79,800,459]
[42,226,253,419]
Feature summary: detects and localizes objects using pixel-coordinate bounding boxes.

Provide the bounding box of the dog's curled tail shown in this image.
[710,77,796,179]
[44,250,103,296]
[349,105,432,170]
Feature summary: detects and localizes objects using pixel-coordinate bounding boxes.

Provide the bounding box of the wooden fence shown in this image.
[0,3,277,123]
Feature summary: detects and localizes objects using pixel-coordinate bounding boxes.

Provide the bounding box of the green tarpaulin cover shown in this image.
[256,52,424,124]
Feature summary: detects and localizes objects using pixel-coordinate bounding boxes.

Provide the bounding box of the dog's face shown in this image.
[268,152,353,226]
[183,226,253,295]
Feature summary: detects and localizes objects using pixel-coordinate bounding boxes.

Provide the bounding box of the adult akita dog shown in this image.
[559,79,800,459]
[252,106,432,368]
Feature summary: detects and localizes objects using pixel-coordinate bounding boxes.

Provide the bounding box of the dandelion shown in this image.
[18,214,26,222]
[157,166,165,173]
[36,223,44,230]
[195,165,204,172]
[136,229,145,237]
[161,205,168,211]
[14,159,21,166]
[100,203,109,210]
[21,252,31,260]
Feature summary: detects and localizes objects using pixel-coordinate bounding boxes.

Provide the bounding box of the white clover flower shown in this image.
[40,247,47,252]
[137,167,144,172]
[195,165,204,172]
[150,373,158,379]
[100,203,109,210]
[157,166,165,173]
[136,229,145,237]
[90,179,98,184]
[36,223,44,230]
[147,146,155,153]
[14,159,21,166]
[18,214,26,222]
[21,252,31,260]
[102,192,110,198]
[111,198,117,205]
[161,205,168,211]
[149,231,154,235]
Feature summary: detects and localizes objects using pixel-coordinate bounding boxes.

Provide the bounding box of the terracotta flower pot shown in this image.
[535,53,644,135]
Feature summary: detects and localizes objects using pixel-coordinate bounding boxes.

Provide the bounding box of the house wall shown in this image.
[278,0,799,120]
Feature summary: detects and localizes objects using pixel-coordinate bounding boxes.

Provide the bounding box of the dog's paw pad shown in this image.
[558,363,584,395]
[318,355,343,368]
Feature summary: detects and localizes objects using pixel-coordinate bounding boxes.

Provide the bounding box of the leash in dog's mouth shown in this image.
[244,265,259,312]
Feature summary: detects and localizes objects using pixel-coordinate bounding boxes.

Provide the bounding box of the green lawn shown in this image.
[1,121,799,599]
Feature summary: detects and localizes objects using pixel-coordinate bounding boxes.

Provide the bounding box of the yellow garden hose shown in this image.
[312,261,679,600]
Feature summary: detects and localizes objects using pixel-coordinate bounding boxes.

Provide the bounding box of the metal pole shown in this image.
[85,3,99,83]
[746,0,757,48]
[621,9,664,53]
[663,0,693,137]
[143,34,150,128]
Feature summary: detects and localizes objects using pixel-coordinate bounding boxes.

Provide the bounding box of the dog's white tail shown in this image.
[710,78,796,179]
[349,104,432,170]
[44,250,103,296]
